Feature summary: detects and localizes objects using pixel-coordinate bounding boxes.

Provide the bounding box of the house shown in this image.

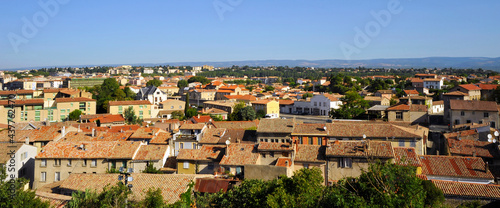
[191,115,212,124]
[215,85,248,100]
[88,114,125,126]
[476,83,500,100]
[291,123,329,146]
[211,120,259,130]
[419,155,494,184]
[130,145,170,174]
[443,91,471,123]
[386,103,428,124]
[403,89,420,97]
[279,99,294,114]
[57,173,213,203]
[431,180,500,205]
[219,143,259,177]
[431,100,444,114]
[399,96,432,106]
[415,74,437,79]
[257,118,297,143]
[364,96,390,106]
[293,145,327,183]
[393,147,422,174]
[136,86,167,106]
[310,94,343,116]
[203,100,238,114]
[443,130,500,163]
[176,145,225,174]
[449,100,499,128]
[423,78,444,90]
[326,140,394,181]
[199,108,228,120]
[33,141,144,189]
[108,100,153,120]
[0,143,37,187]
[257,142,294,166]
[374,90,394,100]
[188,89,217,104]
[251,99,280,118]
[172,123,207,156]
[159,99,185,111]
[450,84,481,100]
[222,94,257,104]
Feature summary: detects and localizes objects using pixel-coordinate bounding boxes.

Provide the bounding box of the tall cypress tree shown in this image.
[184,92,190,115]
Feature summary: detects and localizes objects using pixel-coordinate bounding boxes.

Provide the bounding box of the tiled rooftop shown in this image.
[393,147,422,167]
[420,155,494,179]
[219,143,259,166]
[295,145,326,162]
[432,180,500,200]
[37,141,142,159]
[133,145,168,161]
[326,140,394,158]
[258,142,293,151]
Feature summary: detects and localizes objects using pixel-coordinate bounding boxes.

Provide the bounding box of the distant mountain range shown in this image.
[6,57,500,71]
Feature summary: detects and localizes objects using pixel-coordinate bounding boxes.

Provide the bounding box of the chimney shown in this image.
[92,128,95,137]
[25,137,29,144]
[61,126,65,136]
[486,161,489,172]
[436,150,440,155]
[473,151,476,157]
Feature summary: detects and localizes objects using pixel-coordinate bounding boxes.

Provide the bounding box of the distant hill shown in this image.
[5,57,500,71]
[154,57,500,70]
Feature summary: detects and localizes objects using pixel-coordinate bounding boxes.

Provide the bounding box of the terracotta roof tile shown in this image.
[88,114,124,123]
[192,115,212,123]
[212,121,259,130]
[134,145,168,161]
[393,147,422,167]
[295,145,326,162]
[257,118,296,133]
[0,99,44,106]
[275,157,292,167]
[109,100,151,106]
[432,180,500,200]
[326,140,394,158]
[37,141,142,159]
[325,122,422,138]
[420,155,494,179]
[445,133,499,158]
[200,128,226,144]
[258,142,293,151]
[179,123,206,130]
[450,100,498,111]
[292,123,328,135]
[476,84,500,90]
[219,143,259,166]
[459,84,481,91]
[55,97,95,103]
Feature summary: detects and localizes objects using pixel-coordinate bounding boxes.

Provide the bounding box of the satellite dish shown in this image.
[488,134,492,139]
[363,134,366,139]
[488,137,493,143]
[225,140,231,145]
[495,131,499,137]
[494,139,497,143]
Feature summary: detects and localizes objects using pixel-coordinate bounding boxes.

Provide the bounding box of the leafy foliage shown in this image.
[264,85,275,92]
[124,106,138,124]
[171,111,185,120]
[228,102,246,121]
[0,168,50,208]
[330,91,370,119]
[177,80,188,88]
[146,79,163,87]
[188,76,210,85]
[302,93,313,98]
[142,188,166,208]
[89,78,135,113]
[68,109,83,121]
[228,102,255,121]
[67,182,131,208]
[185,108,198,119]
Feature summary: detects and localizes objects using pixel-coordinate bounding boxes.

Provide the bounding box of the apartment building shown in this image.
[108,100,153,120]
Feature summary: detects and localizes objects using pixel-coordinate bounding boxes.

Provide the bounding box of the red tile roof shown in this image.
[275,157,292,167]
[432,180,500,200]
[420,155,494,179]
[133,145,168,161]
[177,145,225,161]
[179,123,206,130]
[0,99,44,106]
[295,145,326,163]
[404,90,419,95]
[292,123,328,135]
[200,128,226,144]
[443,91,469,96]
[393,147,422,167]
[326,140,394,158]
[446,136,499,158]
[450,100,498,111]
[109,100,151,106]
[219,143,259,166]
[476,84,500,91]
[55,97,95,103]
[192,115,212,123]
[257,142,293,151]
[212,121,259,130]
[88,114,124,123]
[37,141,142,159]
[458,84,481,91]
[278,99,294,105]
[325,122,422,138]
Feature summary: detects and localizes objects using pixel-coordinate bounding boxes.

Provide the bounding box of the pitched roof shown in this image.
[432,180,500,200]
[59,173,213,203]
[326,140,394,158]
[292,123,328,135]
[278,99,294,105]
[0,99,44,106]
[449,100,498,111]
[179,123,206,130]
[443,91,469,96]
[295,145,326,163]
[199,128,226,144]
[55,97,95,103]
[109,100,151,106]
[420,155,494,179]
[446,137,499,158]
[88,114,124,123]
[257,118,295,133]
[476,83,500,90]
[325,122,422,138]
[219,143,259,166]
[149,132,171,145]
[36,141,142,159]
[393,147,422,167]
[0,143,24,164]
[257,142,293,151]
[177,145,225,161]
[192,115,212,123]
[133,145,168,161]
[404,90,419,95]
[212,121,259,130]
[459,84,481,91]
[323,94,340,101]
[275,157,292,167]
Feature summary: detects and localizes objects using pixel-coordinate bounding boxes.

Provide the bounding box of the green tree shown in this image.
[302,93,313,98]
[256,109,266,119]
[188,76,210,85]
[171,111,185,120]
[0,168,50,208]
[330,91,370,119]
[264,85,275,92]
[123,87,136,100]
[210,114,224,121]
[66,182,131,208]
[228,102,246,121]
[143,163,162,174]
[68,109,83,121]
[177,80,188,88]
[368,79,390,92]
[184,93,190,115]
[124,106,137,124]
[185,108,198,119]
[239,106,256,121]
[147,79,163,87]
[142,188,165,207]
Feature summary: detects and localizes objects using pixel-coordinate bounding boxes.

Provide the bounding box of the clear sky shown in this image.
[1,0,499,69]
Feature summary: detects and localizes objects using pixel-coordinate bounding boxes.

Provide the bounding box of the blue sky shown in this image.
[1,0,499,69]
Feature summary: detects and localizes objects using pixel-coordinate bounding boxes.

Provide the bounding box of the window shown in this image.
[82,159,87,167]
[461,111,465,116]
[67,159,72,166]
[55,172,60,181]
[309,137,313,145]
[304,164,309,169]
[484,112,489,118]
[54,159,61,166]
[399,139,405,147]
[339,158,352,168]
[35,111,40,121]
[299,137,303,144]
[40,172,46,182]
[261,153,266,158]
[236,166,242,174]
[91,159,97,167]
[21,152,28,160]
[183,161,189,169]
[171,106,174,109]
[180,143,184,149]
[317,137,322,145]
[466,120,471,124]
[396,112,403,120]
[410,140,416,147]
[455,120,460,125]
[179,105,182,109]
[61,109,65,114]
[491,122,496,128]
[41,159,47,167]
[314,102,317,106]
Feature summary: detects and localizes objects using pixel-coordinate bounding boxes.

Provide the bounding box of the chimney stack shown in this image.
[92,128,95,137]
[61,126,65,137]
[486,161,489,172]
[25,137,29,144]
